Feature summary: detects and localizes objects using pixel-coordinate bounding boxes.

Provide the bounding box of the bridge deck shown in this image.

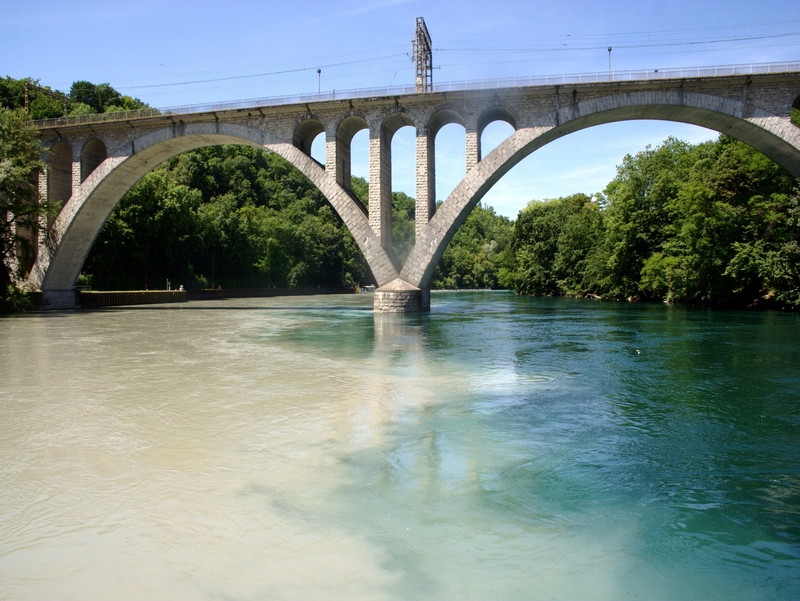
[30,60,800,133]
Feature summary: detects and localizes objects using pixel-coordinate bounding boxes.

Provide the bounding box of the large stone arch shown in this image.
[400,90,800,289]
[29,122,399,295]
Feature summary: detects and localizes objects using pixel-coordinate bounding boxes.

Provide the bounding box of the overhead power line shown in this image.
[436,31,800,54]
[117,53,407,92]
[434,17,800,44]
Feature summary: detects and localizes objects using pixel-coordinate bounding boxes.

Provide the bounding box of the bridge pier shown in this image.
[373,278,430,313]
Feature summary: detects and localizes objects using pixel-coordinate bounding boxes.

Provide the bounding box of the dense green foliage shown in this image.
[0,76,147,120]
[509,136,800,309]
[390,191,416,265]
[348,177,417,265]
[431,204,514,289]
[511,193,604,296]
[0,107,55,311]
[83,146,367,290]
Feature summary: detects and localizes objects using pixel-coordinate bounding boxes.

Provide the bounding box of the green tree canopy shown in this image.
[510,193,604,296]
[432,203,514,290]
[0,77,68,120]
[0,107,56,311]
[509,135,800,309]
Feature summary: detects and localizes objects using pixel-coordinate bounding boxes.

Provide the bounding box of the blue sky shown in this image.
[3,0,798,217]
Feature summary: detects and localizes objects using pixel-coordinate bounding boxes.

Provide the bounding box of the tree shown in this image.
[624,136,796,306]
[432,203,514,289]
[0,76,68,120]
[509,194,603,296]
[509,135,799,309]
[68,80,148,115]
[0,107,55,311]
[391,191,415,264]
[69,81,120,113]
[82,146,369,290]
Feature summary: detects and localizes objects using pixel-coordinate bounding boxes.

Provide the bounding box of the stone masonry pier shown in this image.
[24,67,800,311]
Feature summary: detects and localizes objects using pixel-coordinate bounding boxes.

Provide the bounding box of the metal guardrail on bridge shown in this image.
[30,61,800,129]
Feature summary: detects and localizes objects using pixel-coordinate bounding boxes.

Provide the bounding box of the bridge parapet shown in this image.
[29,61,800,130]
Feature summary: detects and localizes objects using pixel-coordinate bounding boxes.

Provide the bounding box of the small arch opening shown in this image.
[389,123,416,264]
[48,141,73,205]
[81,138,107,183]
[478,106,517,133]
[428,108,466,206]
[478,106,517,160]
[310,132,326,165]
[481,121,516,159]
[336,115,369,192]
[435,123,466,202]
[350,129,370,198]
[293,119,325,159]
[429,108,465,136]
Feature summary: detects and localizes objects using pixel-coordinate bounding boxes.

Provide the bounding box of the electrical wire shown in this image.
[434,17,800,44]
[435,31,800,54]
[436,43,800,70]
[117,53,408,91]
[17,18,799,105]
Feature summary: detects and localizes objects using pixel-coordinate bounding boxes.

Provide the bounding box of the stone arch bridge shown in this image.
[27,67,800,311]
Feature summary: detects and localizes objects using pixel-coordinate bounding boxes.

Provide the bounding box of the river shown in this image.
[1,292,798,600]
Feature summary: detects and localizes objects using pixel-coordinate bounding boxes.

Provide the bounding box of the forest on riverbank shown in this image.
[509,136,800,309]
[1,77,799,310]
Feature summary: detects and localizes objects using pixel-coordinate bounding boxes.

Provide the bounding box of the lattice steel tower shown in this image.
[413,17,433,93]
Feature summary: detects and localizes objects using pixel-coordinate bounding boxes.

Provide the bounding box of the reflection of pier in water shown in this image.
[367,311,486,499]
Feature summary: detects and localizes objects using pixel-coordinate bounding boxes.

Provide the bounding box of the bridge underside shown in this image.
[27,72,800,312]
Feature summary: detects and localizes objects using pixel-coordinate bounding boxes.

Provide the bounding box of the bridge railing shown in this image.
[29,60,800,129]
[430,61,800,92]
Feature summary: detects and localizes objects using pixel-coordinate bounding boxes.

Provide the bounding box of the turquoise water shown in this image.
[0,292,798,599]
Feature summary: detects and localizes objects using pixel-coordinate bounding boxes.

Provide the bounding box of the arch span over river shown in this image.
[28,65,800,311]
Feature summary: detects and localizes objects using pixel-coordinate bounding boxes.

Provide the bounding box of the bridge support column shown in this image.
[368,125,392,250]
[325,132,338,182]
[374,278,430,313]
[415,127,435,239]
[466,128,480,171]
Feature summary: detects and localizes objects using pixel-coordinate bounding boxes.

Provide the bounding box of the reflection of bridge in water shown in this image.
[27,62,800,312]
